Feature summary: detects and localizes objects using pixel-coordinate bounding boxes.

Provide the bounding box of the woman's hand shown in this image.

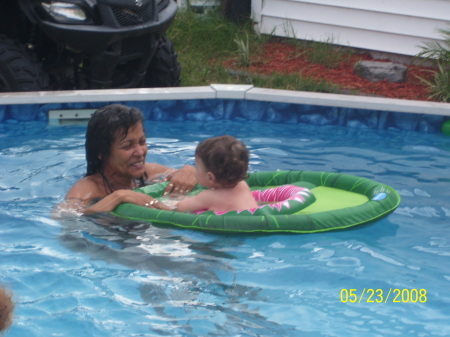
[57,189,171,216]
[106,190,171,211]
[163,165,197,195]
[115,190,172,211]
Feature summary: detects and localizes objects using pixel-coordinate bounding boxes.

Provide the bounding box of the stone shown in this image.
[354,60,407,83]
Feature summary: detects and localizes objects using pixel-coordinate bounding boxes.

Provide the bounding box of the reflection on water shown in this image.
[1,119,450,336]
[58,215,292,336]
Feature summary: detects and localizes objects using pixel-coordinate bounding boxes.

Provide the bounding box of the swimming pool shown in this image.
[1,87,450,336]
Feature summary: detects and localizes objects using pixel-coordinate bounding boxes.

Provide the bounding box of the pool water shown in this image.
[1,119,449,337]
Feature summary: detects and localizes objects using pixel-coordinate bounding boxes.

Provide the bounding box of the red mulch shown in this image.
[222,41,436,101]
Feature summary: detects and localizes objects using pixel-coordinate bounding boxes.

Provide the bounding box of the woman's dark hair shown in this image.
[195,135,250,187]
[85,104,145,176]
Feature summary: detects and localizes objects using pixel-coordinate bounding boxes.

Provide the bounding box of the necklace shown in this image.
[101,172,146,194]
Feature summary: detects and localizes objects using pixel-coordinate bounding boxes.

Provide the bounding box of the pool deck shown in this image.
[1,84,449,116]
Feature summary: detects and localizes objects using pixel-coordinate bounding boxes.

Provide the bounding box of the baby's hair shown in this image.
[195,135,250,187]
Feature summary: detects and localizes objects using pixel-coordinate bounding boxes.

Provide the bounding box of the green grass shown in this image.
[167,8,339,93]
[416,63,450,102]
[167,9,250,86]
[168,8,448,101]
[305,38,354,69]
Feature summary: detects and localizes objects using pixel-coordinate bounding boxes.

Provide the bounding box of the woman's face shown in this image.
[103,123,148,180]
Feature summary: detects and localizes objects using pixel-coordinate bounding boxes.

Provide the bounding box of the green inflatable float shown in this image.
[112,170,401,234]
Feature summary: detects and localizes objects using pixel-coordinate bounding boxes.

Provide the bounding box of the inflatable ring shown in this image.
[112,170,401,234]
[194,185,316,216]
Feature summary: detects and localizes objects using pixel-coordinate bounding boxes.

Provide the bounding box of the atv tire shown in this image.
[144,36,181,88]
[0,35,48,92]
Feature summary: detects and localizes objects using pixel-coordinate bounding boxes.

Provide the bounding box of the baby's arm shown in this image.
[176,190,213,213]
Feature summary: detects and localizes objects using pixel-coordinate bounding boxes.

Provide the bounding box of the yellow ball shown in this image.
[442,120,450,136]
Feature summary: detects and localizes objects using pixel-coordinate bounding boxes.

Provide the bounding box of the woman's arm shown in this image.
[80,189,160,215]
[56,177,168,216]
[56,163,196,216]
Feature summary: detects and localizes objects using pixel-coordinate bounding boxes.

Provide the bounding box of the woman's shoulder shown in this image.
[145,162,173,180]
[66,174,104,199]
[76,174,102,187]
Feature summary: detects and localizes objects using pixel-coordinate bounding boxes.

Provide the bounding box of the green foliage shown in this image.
[416,29,450,64]
[167,8,252,86]
[417,63,450,102]
[416,27,450,102]
[300,37,353,69]
[252,72,339,93]
[234,32,251,67]
[166,8,342,91]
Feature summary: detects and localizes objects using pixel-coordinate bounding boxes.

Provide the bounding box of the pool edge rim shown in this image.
[0,84,448,117]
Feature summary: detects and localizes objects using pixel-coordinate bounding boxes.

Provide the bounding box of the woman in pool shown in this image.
[61,104,196,214]
[176,135,258,213]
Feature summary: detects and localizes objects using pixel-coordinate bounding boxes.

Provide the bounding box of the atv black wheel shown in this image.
[0,35,48,92]
[143,36,181,88]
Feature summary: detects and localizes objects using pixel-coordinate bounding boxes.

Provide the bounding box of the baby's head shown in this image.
[195,135,250,187]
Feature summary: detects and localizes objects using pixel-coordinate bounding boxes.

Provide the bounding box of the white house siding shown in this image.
[251,0,450,56]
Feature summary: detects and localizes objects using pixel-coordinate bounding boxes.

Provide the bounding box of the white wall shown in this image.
[251,0,450,56]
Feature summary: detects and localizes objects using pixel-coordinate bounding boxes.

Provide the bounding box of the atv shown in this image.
[0,0,181,92]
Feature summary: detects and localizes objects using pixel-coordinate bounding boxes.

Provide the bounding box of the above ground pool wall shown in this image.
[0,85,449,132]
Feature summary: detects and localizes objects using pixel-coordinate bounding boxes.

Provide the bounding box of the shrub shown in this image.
[416,28,450,102]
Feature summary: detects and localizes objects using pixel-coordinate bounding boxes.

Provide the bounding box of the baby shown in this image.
[176,135,258,213]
